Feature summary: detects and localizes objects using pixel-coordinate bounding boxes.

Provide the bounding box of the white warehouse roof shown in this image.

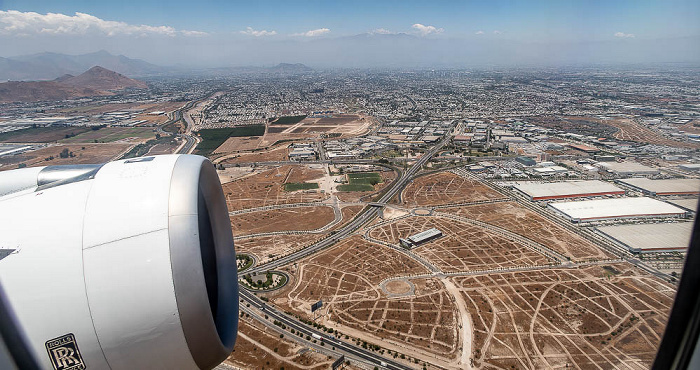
[549,197,687,222]
[597,222,693,253]
[514,180,624,200]
[617,178,700,195]
[408,228,442,244]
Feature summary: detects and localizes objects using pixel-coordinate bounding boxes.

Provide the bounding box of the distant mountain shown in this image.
[0,50,163,81]
[60,66,148,91]
[195,62,313,76]
[0,66,148,102]
[268,63,313,73]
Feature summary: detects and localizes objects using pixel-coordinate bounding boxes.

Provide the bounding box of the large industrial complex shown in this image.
[512,180,625,201]
[597,222,693,254]
[617,178,700,196]
[549,197,688,222]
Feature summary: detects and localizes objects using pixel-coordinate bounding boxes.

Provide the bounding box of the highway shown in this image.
[246,134,448,274]
[240,289,412,370]
[237,133,451,369]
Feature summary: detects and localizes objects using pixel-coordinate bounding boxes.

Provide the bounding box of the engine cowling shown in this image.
[0,154,238,370]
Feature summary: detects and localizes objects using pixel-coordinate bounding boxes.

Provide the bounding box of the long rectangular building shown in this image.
[617,178,700,196]
[513,180,624,201]
[549,197,688,222]
[597,222,692,253]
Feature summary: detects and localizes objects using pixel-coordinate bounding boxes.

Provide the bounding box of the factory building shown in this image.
[597,222,692,254]
[596,161,659,176]
[513,180,625,201]
[549,197,688,223]
[400,228,443,249]
[616,178,700,196]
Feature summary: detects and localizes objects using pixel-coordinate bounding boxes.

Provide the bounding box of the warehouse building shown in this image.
[400,228,443,249]
[513,180,624,201]
[616,178,700,196]
[596,161,659,176]
[549,197,688,223]
[597,222,692,254]
[668,198,698,213]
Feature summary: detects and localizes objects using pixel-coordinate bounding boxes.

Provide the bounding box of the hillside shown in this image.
[0,50,162,81]
[0,66,148,102]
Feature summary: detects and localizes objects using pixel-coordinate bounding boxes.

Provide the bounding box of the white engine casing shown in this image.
[0,155,238,370]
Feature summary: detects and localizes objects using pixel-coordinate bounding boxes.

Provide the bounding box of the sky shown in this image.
[0,0,698,68]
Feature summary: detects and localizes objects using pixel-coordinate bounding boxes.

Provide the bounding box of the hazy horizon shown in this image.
[0,1,699,69]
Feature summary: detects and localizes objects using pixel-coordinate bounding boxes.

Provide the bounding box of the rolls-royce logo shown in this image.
[45,333,85,370]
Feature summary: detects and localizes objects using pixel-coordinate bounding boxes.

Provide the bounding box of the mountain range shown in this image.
[0,50,162,82]
[0,50,316,82]
[0,66,148,103]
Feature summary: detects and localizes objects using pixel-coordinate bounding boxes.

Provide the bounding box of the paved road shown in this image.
[236,132,451,369]
[246,134,449,274]
[240,289,412,370]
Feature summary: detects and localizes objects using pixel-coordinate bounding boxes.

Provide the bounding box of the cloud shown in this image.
[493,30,502,35]
[411,23,444,36]
[239,27,277,37]
[614,31,635,38]
[291,28,330,37]
[475,30,484,35]
[0,10,205,37]
[370,28,394,35]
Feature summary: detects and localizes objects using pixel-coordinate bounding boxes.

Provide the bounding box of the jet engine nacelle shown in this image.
[0,155,238,369]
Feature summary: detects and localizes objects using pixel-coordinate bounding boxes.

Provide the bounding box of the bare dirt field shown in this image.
[222,165,328,211]
[214,136,263,153]
[235,234,326,263]
[272,236,457,356]
[146,141,181,155]
[218,144,291,164]
[60,127,156,144]
[401,172,505,207]
[368,216,550,272]
[0,126,92,143]
[56,101,182,116]
[607,118,699,149]
[455,264,676,369]
[231,206,335,236]
[225,318,336,370]
[0,143,130,169]
[441,202,611,261]
[261,114,373,146]
[329,205,365,231]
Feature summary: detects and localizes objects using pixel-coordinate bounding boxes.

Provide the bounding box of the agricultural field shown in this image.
[441,202,611,261]
[59,127,156,143]
[0,143,130,169]
[336,170,396,201]
[284,182,319,191]
[339,172,383,192]
[231,206,335,236]
[213,135,263,154]
[194,125,266,156]
[454,264,675,369]
[368,216,550,272]
[219,144,291,165]
[0,126,92,143]
[271,115,307,125]
[222,165,328,211]
[401,172,505,206]
[260,114,373,146]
